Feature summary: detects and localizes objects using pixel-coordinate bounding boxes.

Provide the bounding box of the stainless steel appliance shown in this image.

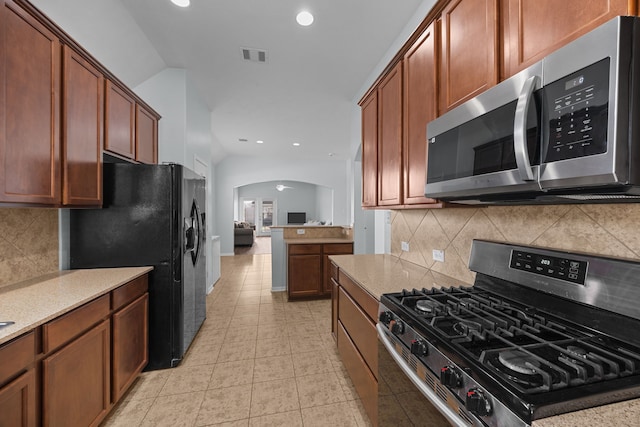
[378,240,640,426]
[70,162,207,370]
[425,16,640,204]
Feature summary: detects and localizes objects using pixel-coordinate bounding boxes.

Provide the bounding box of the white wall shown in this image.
[135,69,219,291]
[237,181,319,226]
[216,156,350,255]
[315,186,334,225]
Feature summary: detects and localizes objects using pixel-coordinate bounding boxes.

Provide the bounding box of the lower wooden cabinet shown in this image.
[0,274,149,426]
[112,293,149,402]
[42,320,110,427]
[288,242,353,299]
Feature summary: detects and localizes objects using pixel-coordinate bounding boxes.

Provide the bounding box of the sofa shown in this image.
[234,222,255,246]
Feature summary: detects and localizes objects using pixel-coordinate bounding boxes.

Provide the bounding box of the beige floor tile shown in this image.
[257,311,286,325]
[102,397,154,427]
[288,334,324,355]
[255,336,291,358]
[257,323,288,340]
[230,313,260,327]
[296,372,347,408]
[284,310,315,322]
[300,402,360,427]
[196,384,252,426]
[209,359,255,389]
[202,420,249,427]
[223,325,258,343]
[248,410,303,427]
[182,340,223,367]
[141,391,205,427]
[158,364,215,396]
[348,400,373,427]
[217,340,257,363]
[126,370,171,400]
[335,367,359,401]
[286,320,319,337]
[253,354,294,383]
[292,350,334,377]
[250,378,300,417]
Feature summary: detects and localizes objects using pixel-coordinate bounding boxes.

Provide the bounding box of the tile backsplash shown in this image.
[0,208,58,288]
[391,204,640,284]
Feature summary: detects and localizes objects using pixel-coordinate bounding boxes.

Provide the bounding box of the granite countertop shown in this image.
[328,253,640,427]
[0,267,152,346]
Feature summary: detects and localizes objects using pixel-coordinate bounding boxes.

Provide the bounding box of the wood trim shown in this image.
[112,275,148,311]
[338,287,378,377]
[337,270,378,322]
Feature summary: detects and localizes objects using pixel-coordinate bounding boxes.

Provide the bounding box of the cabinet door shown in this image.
[0,369,36,427]
[403,22,439,206]
[360,91,378,207]
[440,0,498,112]
[288,245,322,298]
[42,320,110,427]
[377,62,403,206]
[0,0,61,204]
[502,0,633,77]
[104,80,135,159]
[112,293,148,402]
[135,104,158,164]
[322,243,353,295]
[62,46,103,206]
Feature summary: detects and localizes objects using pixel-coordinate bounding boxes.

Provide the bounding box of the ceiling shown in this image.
[34,0,430,162]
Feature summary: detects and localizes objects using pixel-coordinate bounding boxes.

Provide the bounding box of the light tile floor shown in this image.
[103,254,371,427]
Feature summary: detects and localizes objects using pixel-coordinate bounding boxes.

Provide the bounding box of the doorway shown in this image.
[241,198,276,236]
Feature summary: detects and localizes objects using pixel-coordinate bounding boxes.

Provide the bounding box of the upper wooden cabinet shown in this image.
[502,0,634,77]
[439,0,499,112]
[403,21,440,206]
[105,80,136,159]
[135,104,158,164]
[360,91,378,208]
[62,46,103,206]
[377,62,403,206]
[0,0,61,205]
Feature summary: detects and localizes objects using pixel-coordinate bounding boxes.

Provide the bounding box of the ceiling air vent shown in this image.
[241,47,268,63]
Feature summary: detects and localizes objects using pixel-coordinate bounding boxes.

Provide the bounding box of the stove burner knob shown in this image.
[440,366,462,388]
[466,388,492,417]
[379,311,393,326]
[390,319,405,334]
[410,339,428,357]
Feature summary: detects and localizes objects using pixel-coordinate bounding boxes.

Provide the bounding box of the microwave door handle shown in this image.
[514,75,538,181]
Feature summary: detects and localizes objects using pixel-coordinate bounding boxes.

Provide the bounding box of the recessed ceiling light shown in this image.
[293,142,301,147]
[296,11,314,26]
[256,140,264,144]
[328,152,334,157]
[171,0,190,7]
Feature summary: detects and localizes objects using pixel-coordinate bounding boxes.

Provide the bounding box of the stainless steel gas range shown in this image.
[378,240,640,426]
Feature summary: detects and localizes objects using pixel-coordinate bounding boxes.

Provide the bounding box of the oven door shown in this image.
[425,63,542,202]
[377,323,472,427]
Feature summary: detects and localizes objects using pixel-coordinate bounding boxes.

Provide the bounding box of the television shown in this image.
[287,212,306,225]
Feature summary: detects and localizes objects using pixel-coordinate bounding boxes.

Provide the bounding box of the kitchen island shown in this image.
[329,254,640,427]
[0,267,152,426]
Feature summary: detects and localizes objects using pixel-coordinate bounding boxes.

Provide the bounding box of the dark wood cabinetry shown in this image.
[361,92,378,208]
[403,21,441,206]
[288,242,353,299]
[502,0,634,77]
[377,62,404,207]
[439,0,498,112]
[0,274,149,426]
[135,104,158,164]
[42,320,111,427]
[0,0,61,205]
[105,80,136,159]
[62,46,103,206]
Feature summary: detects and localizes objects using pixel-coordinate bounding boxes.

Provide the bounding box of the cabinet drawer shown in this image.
[288,244,322,255]
[337,322,377,426]
[43,294,110,353]
[330,262,339,282]
[112,275,148,311]
[338,287,378,376]
[324,243,353,254]
[338,270,378,322]
[0,332,35,386]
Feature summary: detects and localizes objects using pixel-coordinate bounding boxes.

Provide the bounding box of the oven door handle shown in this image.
[513,74,538,182]
[376,323,470,427]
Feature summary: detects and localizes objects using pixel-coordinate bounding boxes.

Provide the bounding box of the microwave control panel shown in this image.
[544,58,609,163]
[510,250,587,285]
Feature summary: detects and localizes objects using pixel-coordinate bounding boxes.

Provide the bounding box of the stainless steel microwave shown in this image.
[425,16,640,204]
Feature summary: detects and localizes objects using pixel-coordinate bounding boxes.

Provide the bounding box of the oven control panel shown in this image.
[510,250,587,285]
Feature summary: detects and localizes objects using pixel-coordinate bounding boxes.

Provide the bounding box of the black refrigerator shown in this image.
[70,163,206,370]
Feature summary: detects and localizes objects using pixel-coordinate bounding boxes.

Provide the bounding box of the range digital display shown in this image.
[510,250,587,285]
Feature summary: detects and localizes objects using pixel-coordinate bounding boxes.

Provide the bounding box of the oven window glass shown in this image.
[427,97,540,183]
[543,58,609,162]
